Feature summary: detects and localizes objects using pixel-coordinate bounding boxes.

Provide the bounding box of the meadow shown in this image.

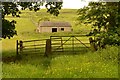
[2,9,119,78]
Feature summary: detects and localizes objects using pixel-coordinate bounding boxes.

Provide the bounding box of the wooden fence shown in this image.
[16,35,96,56]
[50,35,90,53]
[16,39,46,55]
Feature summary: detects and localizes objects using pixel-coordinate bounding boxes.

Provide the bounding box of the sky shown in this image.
[62,0,89,9]
[17,0,91,9]
[40,0,90,9]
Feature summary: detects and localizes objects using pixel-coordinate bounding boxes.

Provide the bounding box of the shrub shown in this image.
[97,45,118,63]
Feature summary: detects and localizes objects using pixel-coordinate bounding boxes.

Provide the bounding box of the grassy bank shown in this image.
[2,46,118,78]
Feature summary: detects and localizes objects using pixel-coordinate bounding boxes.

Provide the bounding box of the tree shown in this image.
[77,2,120,48]
[1,2,62,39]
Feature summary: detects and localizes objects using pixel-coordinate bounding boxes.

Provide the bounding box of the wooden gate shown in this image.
[50,35,90,53]
[16,35,91,56]
[16,39,46,55]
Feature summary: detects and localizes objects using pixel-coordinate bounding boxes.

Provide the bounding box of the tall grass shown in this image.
[2,46,118,78]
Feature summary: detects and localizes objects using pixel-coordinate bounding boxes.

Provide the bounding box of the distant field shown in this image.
[2,9,118,78]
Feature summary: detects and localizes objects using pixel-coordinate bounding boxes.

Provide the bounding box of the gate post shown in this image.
[16,40,18,55]
[45,39,51,57]
[89,37,97,51]
[60,37,63,51]
[20,40,23,53]
[72,36,74,53]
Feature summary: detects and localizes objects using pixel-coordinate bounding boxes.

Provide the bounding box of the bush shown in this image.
[97,45,118,63]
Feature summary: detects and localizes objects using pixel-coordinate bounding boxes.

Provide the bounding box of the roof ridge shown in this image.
[39,21,72,27]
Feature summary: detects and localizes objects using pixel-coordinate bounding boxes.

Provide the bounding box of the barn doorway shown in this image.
[52,28,57,32]
[61,28,64,31]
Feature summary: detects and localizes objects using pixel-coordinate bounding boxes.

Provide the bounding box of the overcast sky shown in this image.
[17,0,90,9]
[62,0,89,9]
[40,0,90,9]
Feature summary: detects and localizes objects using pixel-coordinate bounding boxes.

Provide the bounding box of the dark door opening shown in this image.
[52,28,57,32]
[61,28,64,31]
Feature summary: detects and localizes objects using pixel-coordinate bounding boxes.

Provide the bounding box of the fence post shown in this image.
[72,36,74,53]
[45,39,51,57]
[20,40,23,53]
[16,40,18,55]
[60,37,63,51]
[89,37,97,51]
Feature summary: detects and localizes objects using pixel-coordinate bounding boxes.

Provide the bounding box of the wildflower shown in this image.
[45,72,48,75]
[80,68,82,72]
[52,71,55,74]
[70,71,72,74]
[74,74,77,77]
[74,67,77,70]
[86,68,89,71]
[67,68,70,71]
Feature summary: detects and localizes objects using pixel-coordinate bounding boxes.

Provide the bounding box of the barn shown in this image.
[37,21,72,33]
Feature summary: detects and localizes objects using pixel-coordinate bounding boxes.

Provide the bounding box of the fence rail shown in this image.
[16,39,47,55]
[22,39,47,42]
[50,35,90,53]
[16,35,94,56]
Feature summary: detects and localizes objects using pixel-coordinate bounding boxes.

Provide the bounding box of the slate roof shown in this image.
[39,21,72,27]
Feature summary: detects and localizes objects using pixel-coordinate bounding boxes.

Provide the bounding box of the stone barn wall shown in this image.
[37,21,72,33]
[37,26,72,33]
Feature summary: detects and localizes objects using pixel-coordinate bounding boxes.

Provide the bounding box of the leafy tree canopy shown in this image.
[77,2,120,47]
[1,1,62,39]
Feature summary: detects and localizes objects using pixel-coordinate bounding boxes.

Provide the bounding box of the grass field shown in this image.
[2,9,119,78]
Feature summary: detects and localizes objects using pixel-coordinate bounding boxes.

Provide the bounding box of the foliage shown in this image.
[45,2,63,16]
[1,2,62,39]
[97,45,118,62]
[2,2,20,39]
[2,19,17,39]
[77,2,120,47]
[2,2,19,18]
